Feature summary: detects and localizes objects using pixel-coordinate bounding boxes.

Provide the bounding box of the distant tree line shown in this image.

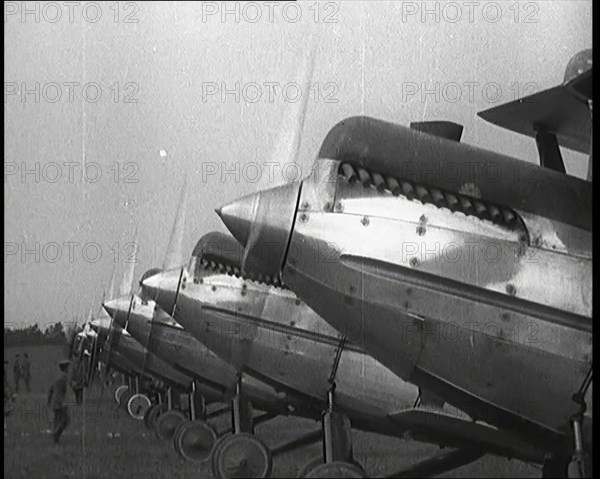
[4,322,69,347]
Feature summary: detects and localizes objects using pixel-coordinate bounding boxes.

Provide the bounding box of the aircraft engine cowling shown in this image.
[140,268,163,286]
[191,231,244,268]
[317,116,591,233]
[218,182,301,279]
[139,268,163,302]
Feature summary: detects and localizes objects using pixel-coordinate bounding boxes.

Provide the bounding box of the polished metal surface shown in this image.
[143,261,555,462]
[218,181,302,279]
[143,263,444,433]
[97,309,192,388]
[217,123,593,455]
[105,295,226,403]
[105,292,304,411]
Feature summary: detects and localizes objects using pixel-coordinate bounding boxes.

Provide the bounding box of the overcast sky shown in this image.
[4,1,592,328]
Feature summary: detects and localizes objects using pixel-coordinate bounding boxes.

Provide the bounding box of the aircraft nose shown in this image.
[141,269,181,316]
[102,297,130,327]
[215,193,258,247]
[124,309,153,346]
[217,181,301,278]
[90,318,110,336]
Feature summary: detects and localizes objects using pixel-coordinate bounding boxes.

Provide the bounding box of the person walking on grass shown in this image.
[4,360,16,434]
[22,353,31,393]
[47,360,70,445]
[12,354,21,393]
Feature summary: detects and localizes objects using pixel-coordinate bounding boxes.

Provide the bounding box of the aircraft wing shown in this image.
[388,408,546,464]
[477,70,592,155]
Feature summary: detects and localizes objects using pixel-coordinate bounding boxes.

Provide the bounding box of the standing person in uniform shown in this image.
[4,360,16,434]
[47,360,70,445]
[21,354,31,393]
[12,354,21,393]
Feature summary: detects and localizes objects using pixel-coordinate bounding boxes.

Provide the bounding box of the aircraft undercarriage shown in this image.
[105,369,592,478]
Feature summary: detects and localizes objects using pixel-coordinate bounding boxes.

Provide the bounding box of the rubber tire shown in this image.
[211,433,232,476]
[212,432,272,479]
[145,403,168,430]
[114,385,129,404]
[127,393,152,420]
[173,420,191,455]
[143,403,158,429]
[176,420,218,464]
[297,455,324,478]
[304,461,367,478]
[155,409,187,442]
[119,389,134,409]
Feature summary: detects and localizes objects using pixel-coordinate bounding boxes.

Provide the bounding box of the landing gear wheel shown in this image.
[211,433,232,475]
[114,385,129,404]
[145,403,168,430]
[212,432,272,479]
[297,455,324,478]
[143,403,158,429]
[304,461,367,478]
[119,389,134,409]
[173,421,191,455]
[127,393,152,420]
[176,420,218,464]
[155,409,187,442]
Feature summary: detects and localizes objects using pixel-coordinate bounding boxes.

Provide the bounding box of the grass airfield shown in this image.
[4,345,540,478]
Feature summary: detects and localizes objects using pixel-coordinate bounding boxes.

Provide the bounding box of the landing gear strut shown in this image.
[540,369,592,479]
[173,380,220,464]
[567,368,592,478]
[302,335,366,478]
[211,377,273,479]
[303,388,366,478]
[155,387,187,441]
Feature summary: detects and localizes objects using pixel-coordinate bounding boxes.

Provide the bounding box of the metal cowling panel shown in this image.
[318,116,591,232]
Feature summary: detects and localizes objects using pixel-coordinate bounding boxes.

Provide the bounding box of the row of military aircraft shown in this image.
[69,47,592,478]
